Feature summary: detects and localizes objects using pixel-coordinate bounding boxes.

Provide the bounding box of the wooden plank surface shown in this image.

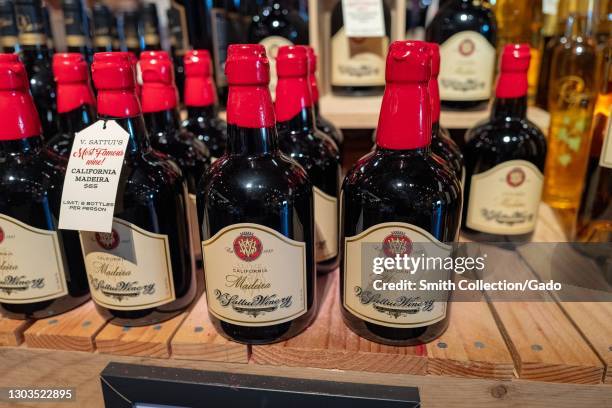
[426,301,514,380]
[251,271,428,375]
[483,245,604,384]
[0,316,31,347]
[24,301,109,352]
[518,243,612,384]
[171,291,249,363]
[95,310,189,358]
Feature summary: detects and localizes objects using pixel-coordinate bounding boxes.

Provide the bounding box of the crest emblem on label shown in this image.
[382,231,412,257]
[506,168,526,187]
[459,39,475,56]
[233,232,263,262]
[0,226,4,244]
[95,229,120,250]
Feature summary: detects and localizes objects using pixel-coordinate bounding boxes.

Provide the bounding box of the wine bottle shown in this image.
[463,44,547,241]
[248,0,308,98]
[576,45,611,242]
[14,0,58,140]
[543,1,599,210]
[182,49,227,161]
[340,41,461,346]
[45,53,95,160]
[166,6,186,102]
[92,1,114,52]
[41,1,53,52]
[275,45,341,273]
[0,53,89,319]
[121,10,141,55]
[226,0,247,45]
[142,3,161,51]
[83,52,197,326]
[62,0,93,62]
[0,0,19,53]
[425,0,497,110]
[330,0,391,96]
[305,46,344,154]
[536,0,569,110]
[140,50,211,270]
[198,44,316,344]
[425,42,465,185]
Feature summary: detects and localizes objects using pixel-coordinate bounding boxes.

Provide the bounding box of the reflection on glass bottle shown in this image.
[576,44,611,242]
[543,0,599,210]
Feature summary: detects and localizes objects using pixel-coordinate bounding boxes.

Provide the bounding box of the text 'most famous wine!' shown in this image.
[83,52,197,326]
[0,53,89,319]
[340,41,462,346]
[274,45,341,274]
[198,44,316,344]
[463,44,547,242]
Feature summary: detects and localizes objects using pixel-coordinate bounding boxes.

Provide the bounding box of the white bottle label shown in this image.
[543,0,559,15]
[599,115,612,169]
[314,187,338,262]
[259,36,293,99]
[0,214,69,304]
[331,26,388,87]
[80,218,176,311]
[343,223,450,328]
[202,223,308,327]
[438,31,496,101]
[467,160,544,235]
[59,120,130,233]
[341,0,385,38]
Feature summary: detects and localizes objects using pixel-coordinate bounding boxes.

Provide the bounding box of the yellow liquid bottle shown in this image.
[543,0,600,209]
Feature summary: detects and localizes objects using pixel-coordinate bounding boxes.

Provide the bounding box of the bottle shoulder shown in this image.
[278,128,340,167]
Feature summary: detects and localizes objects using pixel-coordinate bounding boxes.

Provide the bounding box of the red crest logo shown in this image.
[95,229,120,250]
[459,39,475,56]
[233,232,263,262]
[506,168,526,187]
[383,232,413,257]
[0,226,4,245]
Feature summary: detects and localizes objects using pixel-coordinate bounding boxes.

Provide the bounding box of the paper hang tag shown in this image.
[342,0,386,38]
[58,120,130,233]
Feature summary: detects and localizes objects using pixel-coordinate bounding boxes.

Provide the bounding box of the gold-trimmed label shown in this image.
[343,222,450,328]
[466,160,543,234]
[0,214,68,304]
[331,26,387,87]
[202,223,308,327]
[314,187,338,262]
[80,218,176,311]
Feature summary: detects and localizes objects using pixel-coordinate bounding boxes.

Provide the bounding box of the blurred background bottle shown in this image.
[543,0,600,210]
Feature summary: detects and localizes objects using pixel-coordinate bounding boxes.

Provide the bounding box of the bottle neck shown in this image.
[58,104,96,135]
[143,109,181,135]
[429,77,441,124]
[99,114,151,157]
[0,135,44,157]
[187,105,217,121]
[309,74,319,104]
[275,75,315,131]
[376,82,432,150]
[0,89,43,143]
[491,96,528,119]
[227,124,279,156]
[226,84,275,129]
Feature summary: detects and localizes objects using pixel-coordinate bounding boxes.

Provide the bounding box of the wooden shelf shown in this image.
[319,93,551,131]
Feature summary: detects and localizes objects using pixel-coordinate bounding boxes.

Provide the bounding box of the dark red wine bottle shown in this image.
[14,0,59,139]
[182,50,227,161]
[275,45,341,274]
[425,42,465,184]
[0,0,19,53]
[425,0,497,110]
[92,1,115,52]
[140,50,211,271]
[305,46,344,155]
[84,52,196,326]
[121,10,141,56]
[61,0,93,62]
[0,53,89,319]
[340,41,461,346]
[142,3,161,51]
[248,0,308,97]
[198,44,316,344]
[462,44,547,242]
